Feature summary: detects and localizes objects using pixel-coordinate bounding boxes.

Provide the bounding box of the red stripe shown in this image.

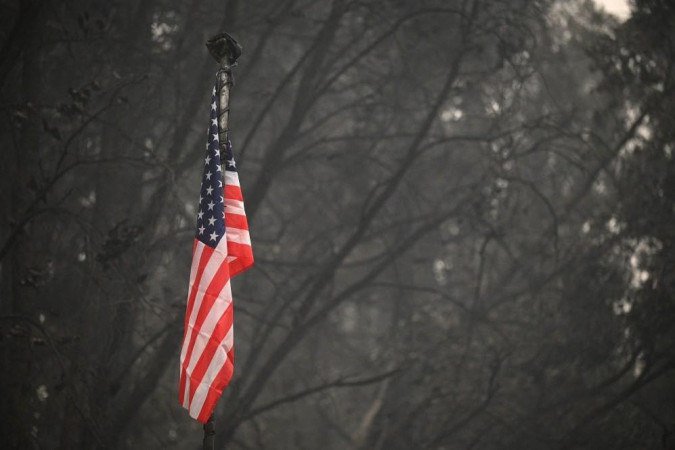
[225,185,243,201]
[187,303,234,403]
[226,240,253,258]
[225,213,249,230]
[227,242,254,276]
[196,348,235,423]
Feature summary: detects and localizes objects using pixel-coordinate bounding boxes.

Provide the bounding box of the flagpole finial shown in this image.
[206,32,242,69]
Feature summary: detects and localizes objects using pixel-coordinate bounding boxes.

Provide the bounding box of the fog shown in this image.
[1,0,674,448]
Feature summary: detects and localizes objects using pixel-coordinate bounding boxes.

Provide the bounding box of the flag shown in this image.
[178,77,254,423]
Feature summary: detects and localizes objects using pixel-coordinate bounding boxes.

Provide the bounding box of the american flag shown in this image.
[178,79,253,423]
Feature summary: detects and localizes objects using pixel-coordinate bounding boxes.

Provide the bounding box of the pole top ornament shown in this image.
[206,32,242,69]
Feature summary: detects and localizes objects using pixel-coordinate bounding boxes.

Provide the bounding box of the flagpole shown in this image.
[207,32,242,145]
[201,32,242,450]
[203,415,216,450]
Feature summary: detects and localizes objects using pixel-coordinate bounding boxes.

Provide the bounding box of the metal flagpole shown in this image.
[207,32,242,146]
[202,415,216,450]
[202,32,242,450]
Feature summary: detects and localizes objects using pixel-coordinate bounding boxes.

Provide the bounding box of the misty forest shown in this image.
[1,0,674,448]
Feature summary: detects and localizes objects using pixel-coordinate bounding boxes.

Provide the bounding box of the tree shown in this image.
[1,0,673,448]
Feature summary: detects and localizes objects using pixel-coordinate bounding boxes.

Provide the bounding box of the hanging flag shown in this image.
[178,78,254,423]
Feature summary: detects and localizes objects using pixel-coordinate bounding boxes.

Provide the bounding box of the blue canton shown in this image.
[196,83,226,248]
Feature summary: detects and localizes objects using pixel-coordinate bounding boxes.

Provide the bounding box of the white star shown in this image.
[205,171,212,180]
[199,195,203,203]
[209,231,218,241]
[197,210,204,220]
[227,158,236,168]
[218,180,222,187]
[208,216,216,226]
[216,164,221,172]
[206,186,214,195]
[212,133,219,142]
[207,201,215,210]
[211,118,218,126]
[198,225,205,234]
[214,148,220,156]
[205,155,211,165]
[212,86,216,95]
[211,101,217,111]
[219,196,224,203]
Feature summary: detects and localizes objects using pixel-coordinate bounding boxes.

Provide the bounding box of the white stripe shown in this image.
[226,227,251,245]
[224,199,246,215]
[188,328,234,419]
[180,241,206,368]
[180,239,206,370]
[189,241,206,287]
[224,171,240,186]
[185,281,232,378]
[224,199,244,209]
[182,375,190,409]
[180,239,228,367]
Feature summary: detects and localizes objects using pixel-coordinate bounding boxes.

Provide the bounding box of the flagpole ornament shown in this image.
[207,33,242,146]
[206,32,242,68]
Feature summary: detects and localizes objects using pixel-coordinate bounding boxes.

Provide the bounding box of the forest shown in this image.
[1,0,674,448]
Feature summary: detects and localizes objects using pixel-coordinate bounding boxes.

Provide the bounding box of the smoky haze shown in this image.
[1,0,674,448]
